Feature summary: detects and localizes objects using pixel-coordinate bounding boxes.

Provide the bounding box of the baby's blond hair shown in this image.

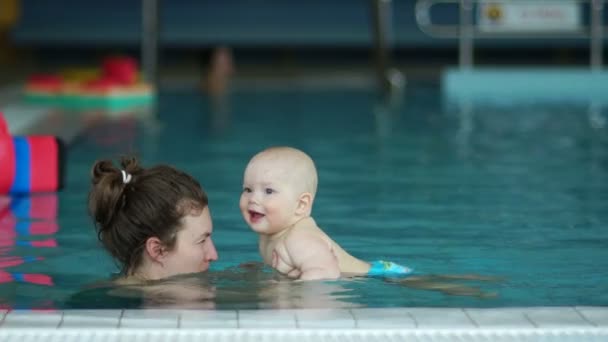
[252,146,318,198]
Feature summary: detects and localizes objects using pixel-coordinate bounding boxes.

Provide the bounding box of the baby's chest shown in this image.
[261,242,300,278]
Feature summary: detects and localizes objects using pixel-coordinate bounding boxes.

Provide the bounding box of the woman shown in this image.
[88,156,218,282]
[65,156,220,309]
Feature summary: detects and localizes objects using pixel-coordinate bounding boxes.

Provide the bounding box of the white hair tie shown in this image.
[121,170,132,184]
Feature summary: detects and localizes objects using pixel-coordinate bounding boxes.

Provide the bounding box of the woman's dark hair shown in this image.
[88,156,208,275]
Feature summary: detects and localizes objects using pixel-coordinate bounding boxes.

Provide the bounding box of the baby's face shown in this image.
[239,158,301,235]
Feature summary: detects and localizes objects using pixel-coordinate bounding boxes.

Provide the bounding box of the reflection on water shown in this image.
[65,262,502,310]
[0,194,58,310]
[66,264,365,310]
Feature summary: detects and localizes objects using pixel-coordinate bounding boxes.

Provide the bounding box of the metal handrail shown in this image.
[415,0,603,39]
[591,0,604,70]
[142,0,159,88]
[371,0,395,94]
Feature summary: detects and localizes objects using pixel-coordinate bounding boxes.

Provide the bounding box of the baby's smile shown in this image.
[248,210,265,223]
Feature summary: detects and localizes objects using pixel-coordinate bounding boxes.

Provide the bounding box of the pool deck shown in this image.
[0,307,607,341]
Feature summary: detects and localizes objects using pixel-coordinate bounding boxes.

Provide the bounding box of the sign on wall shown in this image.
[478,1,581,33]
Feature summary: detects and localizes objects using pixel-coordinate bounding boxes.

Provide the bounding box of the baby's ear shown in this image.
[145,236,167,262]
[296,192,313,216]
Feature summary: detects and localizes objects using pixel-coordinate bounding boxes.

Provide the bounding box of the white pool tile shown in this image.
[407,308,476,328]
[295,309,356,329]
[238,309,297,329]
[351,308,416,329]
[120,309,179,329]
[1,310,63,328]
[0,307,606,333]
[524,307,591,328]
[576,306,608,327]
[60,310,122,328]
[464,308,534,328]
[180,310,238,329]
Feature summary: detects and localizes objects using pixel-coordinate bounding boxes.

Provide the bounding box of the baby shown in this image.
[239,146,412,281]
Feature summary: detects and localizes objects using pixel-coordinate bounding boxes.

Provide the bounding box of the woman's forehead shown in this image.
[182,207,212,232]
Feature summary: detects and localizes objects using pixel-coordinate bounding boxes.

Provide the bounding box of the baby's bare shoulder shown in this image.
[289,220,323,238]
[285,223,331,251]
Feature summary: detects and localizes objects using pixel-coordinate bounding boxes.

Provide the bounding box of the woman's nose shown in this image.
[206,238,219,261]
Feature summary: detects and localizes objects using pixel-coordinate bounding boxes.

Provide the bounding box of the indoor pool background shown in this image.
[1,82,607,310]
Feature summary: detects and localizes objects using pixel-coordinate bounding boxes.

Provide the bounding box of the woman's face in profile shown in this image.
[162,207,218,277]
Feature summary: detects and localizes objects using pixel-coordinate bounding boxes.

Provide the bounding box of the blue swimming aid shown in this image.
[367,260,413,277]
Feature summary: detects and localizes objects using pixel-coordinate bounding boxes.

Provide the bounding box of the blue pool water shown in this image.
[1,82,607,309]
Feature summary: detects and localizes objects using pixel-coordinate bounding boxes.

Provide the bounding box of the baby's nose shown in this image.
[248,191,261,203]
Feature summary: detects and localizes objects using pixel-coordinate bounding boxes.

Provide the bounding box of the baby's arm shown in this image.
[283,232,341,281]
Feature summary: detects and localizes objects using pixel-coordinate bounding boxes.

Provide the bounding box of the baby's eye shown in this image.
[265,188,275,194]
[243,187,252,193]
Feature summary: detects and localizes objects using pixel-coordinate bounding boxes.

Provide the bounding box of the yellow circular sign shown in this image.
[486,4,503,21]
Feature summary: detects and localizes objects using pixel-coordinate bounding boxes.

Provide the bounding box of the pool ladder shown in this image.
[415,0,605,70]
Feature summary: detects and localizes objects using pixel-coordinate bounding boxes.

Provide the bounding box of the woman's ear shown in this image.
[145,236,166,262]
[296,192,313,216]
